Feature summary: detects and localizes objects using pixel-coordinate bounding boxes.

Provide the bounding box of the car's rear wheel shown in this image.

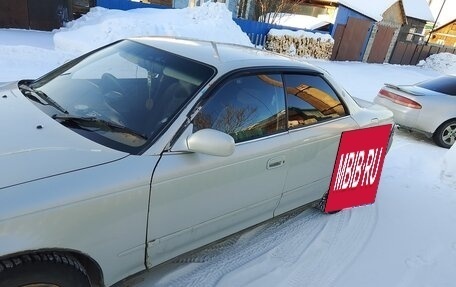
[433,119,456,148]
[0,253,91,287]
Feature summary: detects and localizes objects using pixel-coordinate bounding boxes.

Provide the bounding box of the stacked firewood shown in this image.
[265,29,334,60]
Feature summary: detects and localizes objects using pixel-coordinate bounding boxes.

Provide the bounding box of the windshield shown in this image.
[27,39,215,154]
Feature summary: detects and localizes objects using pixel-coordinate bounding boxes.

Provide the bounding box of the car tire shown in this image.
[316,192,341,214]
[0,252,91,287]
[433,119,456,149]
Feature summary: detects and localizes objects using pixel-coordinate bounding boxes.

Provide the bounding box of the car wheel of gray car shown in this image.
[433,119,456,149]
[0,253,91,287]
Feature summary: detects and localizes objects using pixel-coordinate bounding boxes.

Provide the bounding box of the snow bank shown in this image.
[0,45,73,82]
[418,52,456,75]
[54,3,252,54]
[268,28,333,42]
[260,13,331,30]
[441,144,456,186]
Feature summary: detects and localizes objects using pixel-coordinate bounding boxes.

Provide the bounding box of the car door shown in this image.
[274,73,359,215]
[146,73,290,266]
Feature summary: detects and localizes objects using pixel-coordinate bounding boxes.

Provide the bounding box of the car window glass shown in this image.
[72,53,148,80]
[194,74,286,143]
[284,74,346,129]
[417,76,456,96]
[29,40,215,154]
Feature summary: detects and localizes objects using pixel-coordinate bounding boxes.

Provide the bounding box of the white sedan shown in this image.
[374,75,456,148]
[0,37,393,287]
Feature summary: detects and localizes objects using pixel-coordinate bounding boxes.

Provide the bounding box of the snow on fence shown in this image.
[265,29,334,59]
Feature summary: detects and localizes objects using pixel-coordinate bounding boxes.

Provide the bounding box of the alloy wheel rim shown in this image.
[442,124,456,145]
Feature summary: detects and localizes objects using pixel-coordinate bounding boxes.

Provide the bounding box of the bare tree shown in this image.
[194,104,258,140]
[252,0,304,23]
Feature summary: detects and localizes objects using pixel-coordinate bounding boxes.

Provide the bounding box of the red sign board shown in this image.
[324,124,393,213]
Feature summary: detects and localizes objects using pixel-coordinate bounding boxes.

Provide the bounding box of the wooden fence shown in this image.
[389,41,456,65]
[0,0,71,31]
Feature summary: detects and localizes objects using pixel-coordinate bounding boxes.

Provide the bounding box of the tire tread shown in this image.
[0,252,89,281]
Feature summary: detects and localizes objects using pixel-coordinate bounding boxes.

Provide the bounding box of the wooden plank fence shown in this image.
[389,41,456,65]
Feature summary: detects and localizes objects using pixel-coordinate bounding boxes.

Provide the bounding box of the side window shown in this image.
[194,74,286,143]
[284,74,347,129]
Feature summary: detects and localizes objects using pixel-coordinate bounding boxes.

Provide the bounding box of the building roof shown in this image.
[431,18,456,32]
[336,0,433,22]
[402,0,434,21]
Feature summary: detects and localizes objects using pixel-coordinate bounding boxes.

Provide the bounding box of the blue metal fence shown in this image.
[95,0,168,10]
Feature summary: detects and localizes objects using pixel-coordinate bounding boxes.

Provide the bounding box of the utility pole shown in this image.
[426,0,446,44]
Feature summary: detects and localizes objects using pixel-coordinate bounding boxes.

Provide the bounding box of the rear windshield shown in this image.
[417,76,456,96]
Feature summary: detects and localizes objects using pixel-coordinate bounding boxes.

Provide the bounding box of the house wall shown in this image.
[332,4,372,37]
[382,1,404,24]
[227,0,238,17]
[331,5,374,60]
[428,21,456,47]
[174,0,187,8]
[397,17,427,43]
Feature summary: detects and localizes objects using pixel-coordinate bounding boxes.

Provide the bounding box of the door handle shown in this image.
[267,156,285,170]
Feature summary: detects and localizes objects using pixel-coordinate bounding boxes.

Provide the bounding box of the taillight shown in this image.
[378,89,422,109]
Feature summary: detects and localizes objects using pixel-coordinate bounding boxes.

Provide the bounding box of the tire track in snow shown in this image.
[146,204,377,287]
[282,205,378,287]
[154,210,324,287]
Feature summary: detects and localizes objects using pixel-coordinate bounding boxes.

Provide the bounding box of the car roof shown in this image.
[131,36,322,73]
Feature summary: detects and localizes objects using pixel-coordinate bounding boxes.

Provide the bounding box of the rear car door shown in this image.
[275,73,359,215]
[146,73,290,266]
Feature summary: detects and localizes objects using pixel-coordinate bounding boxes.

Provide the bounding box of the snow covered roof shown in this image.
[336,0,434,22]
[432,17,456,31]
[402,0,434,21]
[338,0,395,21]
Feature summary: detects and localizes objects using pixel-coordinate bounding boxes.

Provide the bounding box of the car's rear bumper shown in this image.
[373,96,421,130]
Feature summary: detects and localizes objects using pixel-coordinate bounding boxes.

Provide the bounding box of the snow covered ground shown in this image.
[1,3,456,287]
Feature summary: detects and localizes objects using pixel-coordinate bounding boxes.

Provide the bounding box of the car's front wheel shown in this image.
[433,119,456,148]
[0,252,91,287]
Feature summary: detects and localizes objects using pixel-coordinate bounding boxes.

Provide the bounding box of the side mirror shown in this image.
[187,129,235,157]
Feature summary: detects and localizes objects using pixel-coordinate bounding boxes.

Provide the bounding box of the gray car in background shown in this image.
[374,75,456,148]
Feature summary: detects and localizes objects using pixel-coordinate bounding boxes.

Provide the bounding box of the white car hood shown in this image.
[0,83,127,189]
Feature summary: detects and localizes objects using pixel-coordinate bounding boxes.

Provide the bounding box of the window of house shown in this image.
[436,39,445,45]
[194,74,286,143]
[406,27,416,41]
[283,74,346,129]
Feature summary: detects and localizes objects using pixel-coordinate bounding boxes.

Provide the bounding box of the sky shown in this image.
[1,3,456,287]
[333,0,434,22]
[429,0,456,26]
